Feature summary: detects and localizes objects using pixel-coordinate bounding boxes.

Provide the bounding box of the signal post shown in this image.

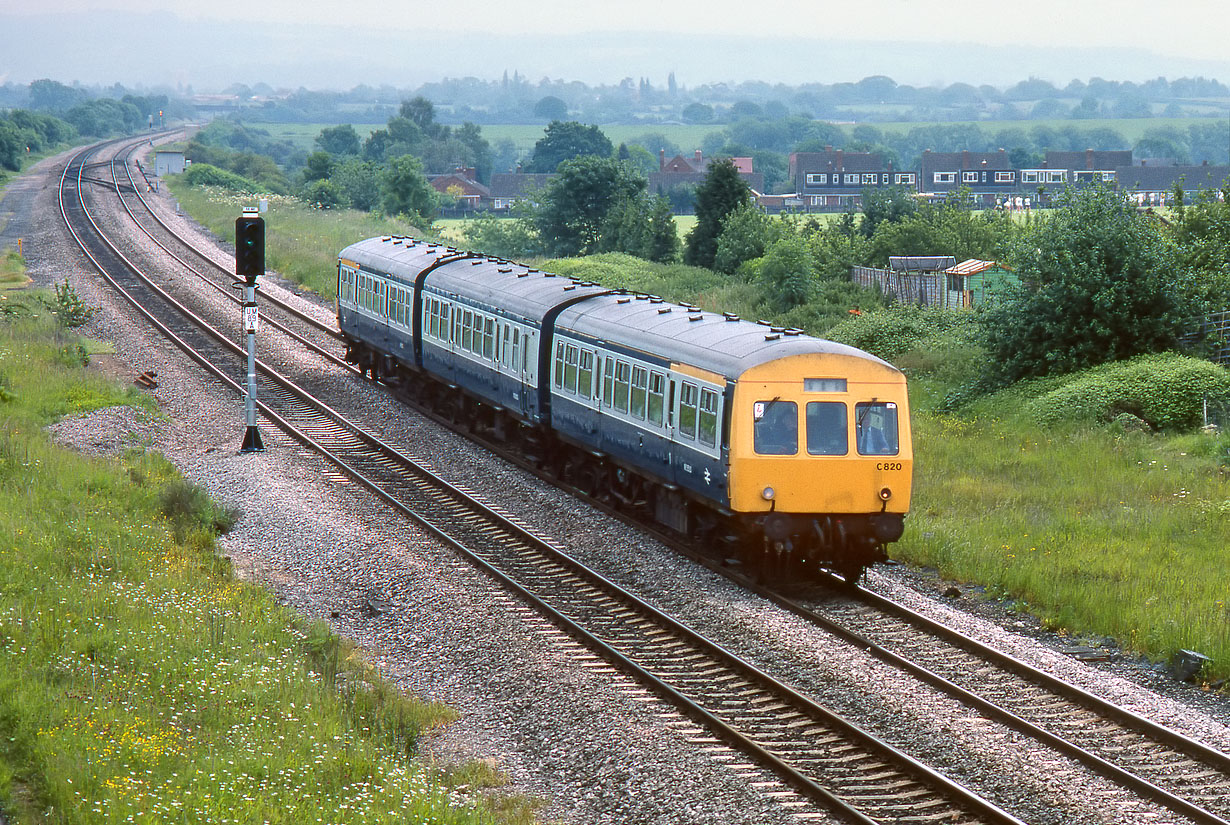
[236,208,265,452]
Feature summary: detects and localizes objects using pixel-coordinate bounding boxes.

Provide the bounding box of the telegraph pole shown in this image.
[236,207,265,452]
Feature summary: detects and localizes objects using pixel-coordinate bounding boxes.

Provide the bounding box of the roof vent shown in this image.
[544,272,556,278]
[650,298,664,304]
[723,312,740,322]
[765,333,781,341]
[771,326,785,334]
[784,328,804,336]
[635,294,649,300]
[381,236,392,242]
[517,271,529,278]
[658,307,672,314]
[617,297,632,304]
[564,285,576,291]
[688,314,704,322]
[498,267,512,273]
[756,319,772,326]
[471,260,483,265]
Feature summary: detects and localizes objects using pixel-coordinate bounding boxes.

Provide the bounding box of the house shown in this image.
[427,167,491,211]
[487,173,556,211]
[1116,162,1230,207]
[1044,150,1133,184]
[942,259,1016,307]
[789,149,906,211]
[919,150,1017,206]
[648,150,764,207]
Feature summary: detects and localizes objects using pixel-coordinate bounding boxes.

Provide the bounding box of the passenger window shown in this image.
[602,357,614,407]
[698,388,719,447]
[614,361,631,413]
[564,345,578,393]
[578,350,594,398]
[806,402,848,455]
[554,342,566,388]
[512,329,521,372]
[753,400,798,455]
[679,382,698,439]
[856,402,900,456]
[483,317,495,359]
[462,310,473,352]
[647,372,665,426]
[630,366,648,419]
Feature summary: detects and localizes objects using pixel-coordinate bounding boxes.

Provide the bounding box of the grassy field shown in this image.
[0,281,534,822]
[164,184,433,299]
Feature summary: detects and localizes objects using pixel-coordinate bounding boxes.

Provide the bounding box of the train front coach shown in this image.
[727,342,912,580]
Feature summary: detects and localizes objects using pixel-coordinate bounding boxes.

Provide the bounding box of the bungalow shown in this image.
[487,172,556,211]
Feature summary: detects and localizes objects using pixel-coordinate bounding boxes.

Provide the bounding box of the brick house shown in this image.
[789,149,906,211]
[487,173,556,211]
[648,150,764,208]
[427,167,491,210]
[919,150,1017,206]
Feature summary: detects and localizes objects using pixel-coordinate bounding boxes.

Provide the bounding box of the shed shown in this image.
[154,150,185,176]
[942,259,1016,307]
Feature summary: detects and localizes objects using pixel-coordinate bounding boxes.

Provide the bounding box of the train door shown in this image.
[520,328,536,418]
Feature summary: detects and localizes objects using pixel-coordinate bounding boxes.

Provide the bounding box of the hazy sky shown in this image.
[2,0,1227,90]
[7,0,1227,60]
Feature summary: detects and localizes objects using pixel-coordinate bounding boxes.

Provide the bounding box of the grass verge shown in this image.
[163,183,433,300]
[0,288,538,823]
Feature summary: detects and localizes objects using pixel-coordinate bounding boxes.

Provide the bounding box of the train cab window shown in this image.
[753,400,798,455]
[630,366,648,419]
[856,402,900,456]
[578,350,594,398]
[647,372,666,426]
[614,360,631,413]
[679,382,699,440]
[806,402,848,455]
[483,317,495,359]
[564,344,579,393]
[698,388,719,447]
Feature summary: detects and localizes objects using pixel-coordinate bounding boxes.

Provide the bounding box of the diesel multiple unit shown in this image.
[337,236,913,580]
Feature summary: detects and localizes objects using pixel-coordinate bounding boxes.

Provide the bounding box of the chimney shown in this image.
[836,149,843,170]
[962,150,970,169]
[515,162,522,173]
[695,149,703,164]
[659,148,665,171]
[1086,148,1094,170]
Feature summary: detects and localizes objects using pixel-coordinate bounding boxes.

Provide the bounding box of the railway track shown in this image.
[61,135,1230,824]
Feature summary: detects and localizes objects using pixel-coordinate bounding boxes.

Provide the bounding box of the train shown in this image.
[336,236,913,581]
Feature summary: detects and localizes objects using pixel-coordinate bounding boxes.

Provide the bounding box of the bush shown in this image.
[825,304,980,362]
[182,163,265,193]
[159,479,240,537]
[1028,352,1230,431]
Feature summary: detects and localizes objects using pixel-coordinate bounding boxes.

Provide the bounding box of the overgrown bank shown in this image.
[0,283,534,822]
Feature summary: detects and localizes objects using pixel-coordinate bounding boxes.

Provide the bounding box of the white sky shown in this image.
[5,0,1227,62]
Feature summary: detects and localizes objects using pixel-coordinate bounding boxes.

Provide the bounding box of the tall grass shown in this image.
[164,184,434,300]
[0,291,535,823]
[899,377,1230,681]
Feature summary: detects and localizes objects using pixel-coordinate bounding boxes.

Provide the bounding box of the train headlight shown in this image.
[761,486,775,501]
[879,487,893,502]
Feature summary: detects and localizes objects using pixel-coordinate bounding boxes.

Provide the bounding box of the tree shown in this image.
[681,102,713,124]
[315,124,360,156]
[301,151,335,183]
[533,96,568,121]
[859,186,918,238]
[380,155,438,224]
[756,235,815,310]
[713,202,787,274]
[981,186,1185,383]
[331,159,382,211]
[684,159,753,270]
[534,155,645,257]
[528,121,613,173]
[598,192,679,263]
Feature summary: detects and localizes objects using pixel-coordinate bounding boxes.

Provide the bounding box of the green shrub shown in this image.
[1028,352,1230,431]
[826,304,981,362]
[182,162,265,193]
[159,478,240,537]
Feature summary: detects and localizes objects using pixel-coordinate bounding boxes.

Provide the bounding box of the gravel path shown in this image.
[11,140,1229,825]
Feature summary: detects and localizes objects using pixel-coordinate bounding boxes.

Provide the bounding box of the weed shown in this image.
[46,280,97,328]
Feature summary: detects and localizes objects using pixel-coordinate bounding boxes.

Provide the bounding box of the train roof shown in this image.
[339,236,897,381]
[340,237,609,320]
[557,294,893,381]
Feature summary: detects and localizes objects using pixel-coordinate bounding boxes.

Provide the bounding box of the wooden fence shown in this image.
[851,266,969,309]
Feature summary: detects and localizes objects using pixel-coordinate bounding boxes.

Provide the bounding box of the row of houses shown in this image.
[784,148,1230,211]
